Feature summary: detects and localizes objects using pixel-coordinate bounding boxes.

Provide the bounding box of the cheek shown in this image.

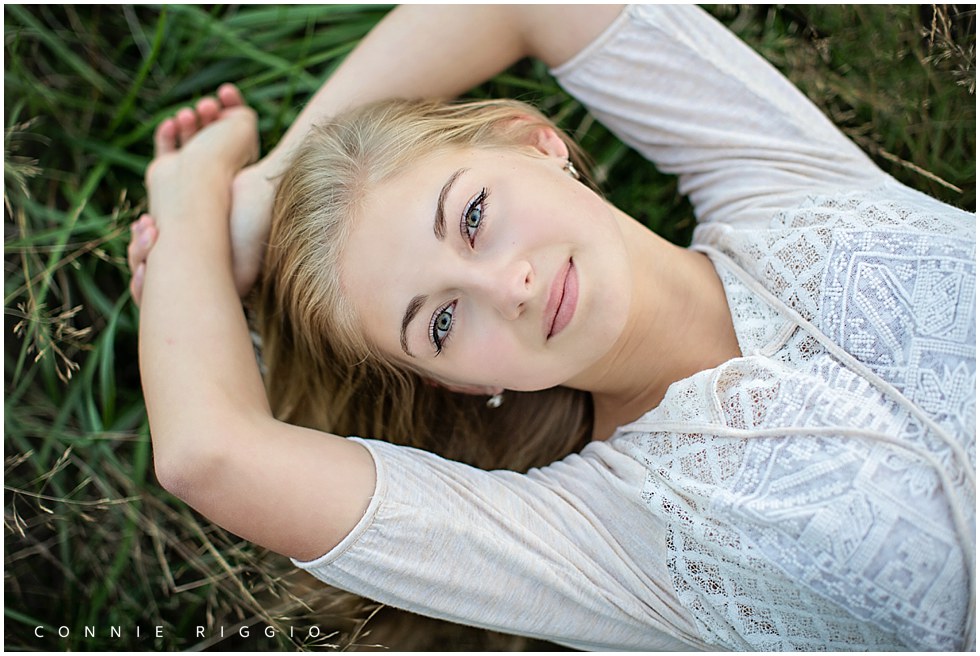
[452,324,539,388]
[465,329,518,375]
[463,329,568,392]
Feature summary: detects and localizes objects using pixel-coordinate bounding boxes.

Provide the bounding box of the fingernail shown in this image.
[139,231,152,247]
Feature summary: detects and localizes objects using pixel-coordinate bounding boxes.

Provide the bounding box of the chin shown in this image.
[508,373,569,394]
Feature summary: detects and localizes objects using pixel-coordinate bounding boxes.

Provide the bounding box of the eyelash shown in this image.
[460,188,489,246]
[429,188,490,354]
[430,300,457,355]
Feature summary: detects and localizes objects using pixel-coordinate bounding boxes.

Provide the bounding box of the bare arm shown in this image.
[140,106,374,562]
[261,4,624,175]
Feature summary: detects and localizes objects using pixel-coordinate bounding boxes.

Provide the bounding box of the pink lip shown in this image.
[545,259,578,339]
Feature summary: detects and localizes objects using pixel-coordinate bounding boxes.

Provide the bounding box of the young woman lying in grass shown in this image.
[130,5,975,651]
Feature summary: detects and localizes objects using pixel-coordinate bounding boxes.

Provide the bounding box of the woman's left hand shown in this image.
[132,84,259,306]
[145,84,258,226]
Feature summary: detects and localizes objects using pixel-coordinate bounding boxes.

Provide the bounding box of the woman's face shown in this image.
[340,143,633,394]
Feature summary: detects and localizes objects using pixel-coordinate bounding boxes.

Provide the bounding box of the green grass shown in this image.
[4,5,975,651]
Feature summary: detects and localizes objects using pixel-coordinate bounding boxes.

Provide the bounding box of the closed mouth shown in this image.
[545,258,577,339]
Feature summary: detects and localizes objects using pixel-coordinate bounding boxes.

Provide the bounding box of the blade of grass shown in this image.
[5,5,113,97]
[5,607,56,634]
[106,8,168,135]
[165,5,319,88]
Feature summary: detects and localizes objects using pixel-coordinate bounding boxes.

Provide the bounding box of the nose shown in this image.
[471,258,533,320]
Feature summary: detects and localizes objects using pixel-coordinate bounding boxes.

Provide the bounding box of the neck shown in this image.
[571,208,741,440]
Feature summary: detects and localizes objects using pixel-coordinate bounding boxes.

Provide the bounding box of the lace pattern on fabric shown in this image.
[715,266,789,356]
[631,363,971,650]
[626,188,975,650]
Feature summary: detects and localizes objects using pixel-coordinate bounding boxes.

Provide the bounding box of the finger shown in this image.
[154,118,178,156]
[175,107,198,147]
[127,215,157,271]
[127,235,139,275]
[130,263,145,307]
[196,96,221,127]
[140,221,159,251]
[128,218,145,273]
[217,83,245,109]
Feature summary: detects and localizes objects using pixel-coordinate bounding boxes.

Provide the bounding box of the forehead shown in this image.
[338,148,470,356]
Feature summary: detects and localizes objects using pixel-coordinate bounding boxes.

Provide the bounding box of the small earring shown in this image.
[563,159,580,180]
[486,392,504,409]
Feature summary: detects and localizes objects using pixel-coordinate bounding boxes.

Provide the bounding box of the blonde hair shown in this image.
[257,98,594,472]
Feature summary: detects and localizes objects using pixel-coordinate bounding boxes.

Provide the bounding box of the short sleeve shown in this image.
[292,437,706,651]
[552,5,891,227]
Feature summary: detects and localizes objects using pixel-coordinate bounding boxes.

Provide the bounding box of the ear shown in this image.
[502,115,569,160]
[525,124,570,160]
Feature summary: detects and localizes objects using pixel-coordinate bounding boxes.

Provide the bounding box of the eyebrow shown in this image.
[399,168,467,357]
[400,294,426,356]
[434,168,466,241]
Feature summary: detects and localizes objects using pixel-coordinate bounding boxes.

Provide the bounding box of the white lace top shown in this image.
[294,6,975,651]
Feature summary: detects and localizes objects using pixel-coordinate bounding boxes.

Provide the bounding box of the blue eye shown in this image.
[460,188,488,245]
[430,301,456,354]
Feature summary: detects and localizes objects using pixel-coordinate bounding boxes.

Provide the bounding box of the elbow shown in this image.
[148,409,268,503]
[152,432,224,502]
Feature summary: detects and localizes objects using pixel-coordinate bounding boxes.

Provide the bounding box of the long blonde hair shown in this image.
[257,98,594,472]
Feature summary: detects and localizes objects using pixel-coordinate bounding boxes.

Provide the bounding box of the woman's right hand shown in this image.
[128,213,158,306]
